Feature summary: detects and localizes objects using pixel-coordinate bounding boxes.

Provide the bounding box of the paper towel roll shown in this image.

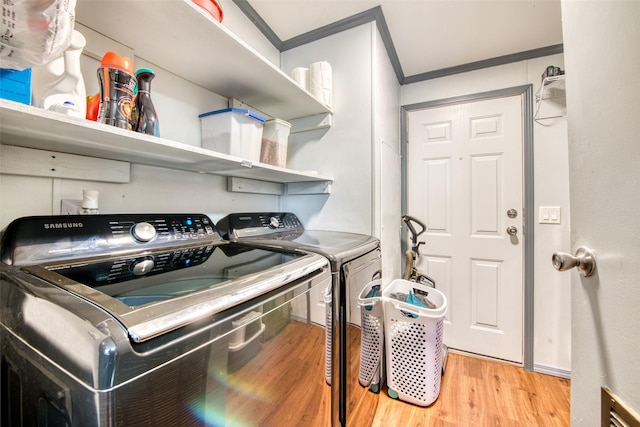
[291,67,310,91]
[310,61,332,107]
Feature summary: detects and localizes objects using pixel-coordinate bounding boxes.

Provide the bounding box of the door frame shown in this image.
[401,85,534,370]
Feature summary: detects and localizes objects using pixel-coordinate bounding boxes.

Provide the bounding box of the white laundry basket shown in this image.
[382,279,447,406]
[357,279,384,392]
[323,286,332,385]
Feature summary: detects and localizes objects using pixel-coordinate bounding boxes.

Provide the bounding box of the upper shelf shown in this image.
[536,75,566,101]
[74,0,331,121]
[0,100,332,184]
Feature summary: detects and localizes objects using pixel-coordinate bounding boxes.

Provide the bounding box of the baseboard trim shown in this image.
[533,364,571,379]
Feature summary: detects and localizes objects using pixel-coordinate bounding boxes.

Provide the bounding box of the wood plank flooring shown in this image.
[225,321,571,426]
[369,352,571,427]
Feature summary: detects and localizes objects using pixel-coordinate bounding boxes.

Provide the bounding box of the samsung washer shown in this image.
[0,213,331,426]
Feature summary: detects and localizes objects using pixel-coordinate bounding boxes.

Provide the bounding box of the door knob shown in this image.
[506,226,518,235]
[552,247,596,277]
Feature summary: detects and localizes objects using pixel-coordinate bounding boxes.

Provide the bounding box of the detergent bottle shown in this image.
[31,30,87,118]
[132,68,160,136]
[97,51,136,129]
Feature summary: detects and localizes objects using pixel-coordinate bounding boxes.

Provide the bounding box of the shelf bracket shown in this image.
[287,181,332,195]
[289,113,332,134]
[227,177,284,195]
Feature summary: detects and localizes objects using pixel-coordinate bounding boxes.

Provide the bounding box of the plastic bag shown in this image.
[0,0,77,70]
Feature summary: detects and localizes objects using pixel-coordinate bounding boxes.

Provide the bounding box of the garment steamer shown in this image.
[401,214,448,374]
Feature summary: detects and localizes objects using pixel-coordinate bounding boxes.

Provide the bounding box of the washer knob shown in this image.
[268,216,280,229]
[131,257,155,276]
[132,222,157,242]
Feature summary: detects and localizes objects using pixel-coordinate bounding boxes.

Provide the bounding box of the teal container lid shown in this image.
[135,68,155,76]
[198,108,266,123]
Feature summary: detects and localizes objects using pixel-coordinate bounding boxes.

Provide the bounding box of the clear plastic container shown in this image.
[199,108,265,162]
[260,118,291,167]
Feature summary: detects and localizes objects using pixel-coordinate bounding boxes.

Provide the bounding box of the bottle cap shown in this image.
[51,101,80,115]
[135,68,155,76]
[101,51,134,74]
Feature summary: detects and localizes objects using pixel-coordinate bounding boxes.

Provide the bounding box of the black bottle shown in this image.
[133,68,159,136]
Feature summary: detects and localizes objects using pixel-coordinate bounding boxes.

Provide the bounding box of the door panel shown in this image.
[471,155,501,235]
[407,95,524,363]
[424,158,451,232]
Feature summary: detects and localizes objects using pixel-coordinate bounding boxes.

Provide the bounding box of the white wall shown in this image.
[279,22,402,282]
[373,28,402,283]
[402,55,572,374]
[281,25,374,234]
[562,1,640,424]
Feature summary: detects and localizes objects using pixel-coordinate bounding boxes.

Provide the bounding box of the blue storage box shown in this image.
[0,68,32,105]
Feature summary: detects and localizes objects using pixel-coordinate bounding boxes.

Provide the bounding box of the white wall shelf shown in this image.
[536,75,566,102]
[534,75,566,121]
[0,100,333,187]
[74,0,332,121]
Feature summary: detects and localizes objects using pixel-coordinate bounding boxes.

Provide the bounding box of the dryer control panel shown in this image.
[216,212,304,240]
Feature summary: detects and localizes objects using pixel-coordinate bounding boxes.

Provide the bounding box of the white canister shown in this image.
[309,61,332,107]
[260,119,291,168]
[80,189,99,215]
[290,67,310,91]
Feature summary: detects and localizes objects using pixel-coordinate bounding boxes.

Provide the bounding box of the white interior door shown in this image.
[407,95,524,363]
[561,1,640,422]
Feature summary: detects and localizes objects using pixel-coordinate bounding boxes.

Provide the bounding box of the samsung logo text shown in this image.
[44,222,85,230]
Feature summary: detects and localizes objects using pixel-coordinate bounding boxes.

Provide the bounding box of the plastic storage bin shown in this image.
[357,279,384,392]
[0,68,32,105]
[260,118,291,168]
[382,279,447,406]
[199,108,265,162]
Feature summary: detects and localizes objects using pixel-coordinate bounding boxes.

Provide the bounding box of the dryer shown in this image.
[216,212,381,427]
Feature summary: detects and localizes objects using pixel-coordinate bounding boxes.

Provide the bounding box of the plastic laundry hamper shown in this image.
[323,286,332,385]
[382,279,447,406]
[357,279,384,392]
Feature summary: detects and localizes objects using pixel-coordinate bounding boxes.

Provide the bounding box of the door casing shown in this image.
[400,85,534,370]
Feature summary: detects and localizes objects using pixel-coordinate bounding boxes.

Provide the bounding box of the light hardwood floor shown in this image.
[368,352,570,426]
[226,321,570,426]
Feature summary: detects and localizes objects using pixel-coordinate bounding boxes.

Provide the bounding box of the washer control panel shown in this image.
[1,214,221,266]
[108,215,218,245]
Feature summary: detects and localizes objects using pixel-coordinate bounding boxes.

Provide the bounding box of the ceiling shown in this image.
[244,0,564,81]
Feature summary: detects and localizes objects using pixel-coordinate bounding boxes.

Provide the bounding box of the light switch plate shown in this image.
[539,206,561,224]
